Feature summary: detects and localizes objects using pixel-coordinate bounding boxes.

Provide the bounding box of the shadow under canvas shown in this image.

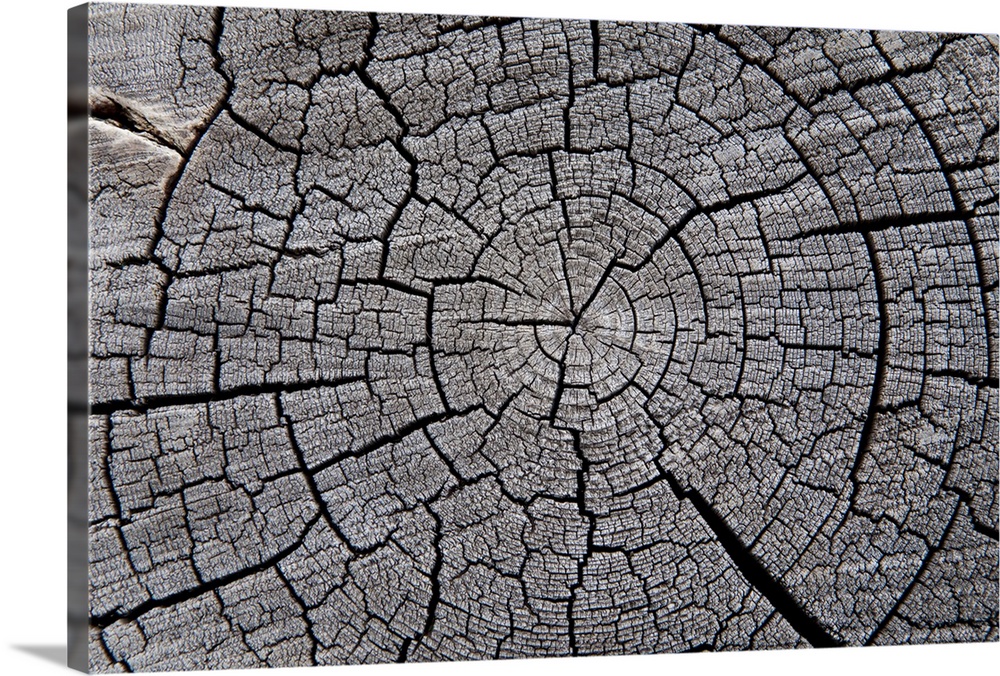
[13,644,67,667]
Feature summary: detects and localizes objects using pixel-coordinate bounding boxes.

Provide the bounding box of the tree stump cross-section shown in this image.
[80,3,998,671]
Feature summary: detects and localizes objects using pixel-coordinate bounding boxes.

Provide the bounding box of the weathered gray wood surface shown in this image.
[84,2,998,671]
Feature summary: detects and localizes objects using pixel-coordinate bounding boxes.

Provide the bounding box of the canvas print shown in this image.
[70,1,999,671]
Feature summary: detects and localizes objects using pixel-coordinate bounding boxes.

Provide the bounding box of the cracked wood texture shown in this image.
[83,2,999,671]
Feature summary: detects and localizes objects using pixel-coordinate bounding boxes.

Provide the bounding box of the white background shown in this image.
[0,0,997,674]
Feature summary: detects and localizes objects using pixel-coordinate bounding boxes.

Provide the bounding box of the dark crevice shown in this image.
[90,512,322,630]
[276,395,382,558]
[787,208,979,240]
[663,472,842,648]
[926,368,999,390]
[590,21,600,80]
[399,505,444,662]
[89,94,185,155]
[565,429,596,656]
[91,375,365,415]
[307,407,473,473]
[140,6,233,358]
[843,232,891,511]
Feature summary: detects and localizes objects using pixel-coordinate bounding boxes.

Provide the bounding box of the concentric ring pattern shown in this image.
[86,4,998,670]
